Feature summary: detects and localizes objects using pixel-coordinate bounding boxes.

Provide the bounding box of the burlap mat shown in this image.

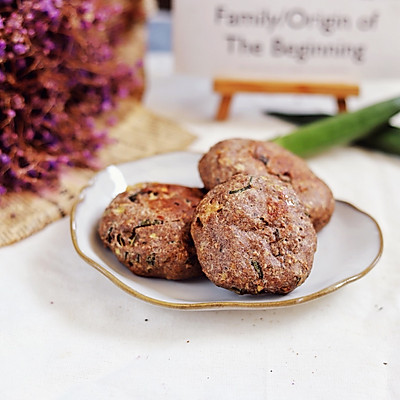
[0,101,195,247]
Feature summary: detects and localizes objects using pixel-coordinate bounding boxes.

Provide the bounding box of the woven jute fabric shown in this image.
[0,102,195,247]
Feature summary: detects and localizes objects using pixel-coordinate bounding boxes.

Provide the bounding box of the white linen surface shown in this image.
[1,52,400,400]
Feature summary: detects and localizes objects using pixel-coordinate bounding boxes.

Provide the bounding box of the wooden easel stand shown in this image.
[213,78,360,121]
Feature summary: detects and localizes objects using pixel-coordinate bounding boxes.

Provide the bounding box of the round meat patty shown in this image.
[198,138,335,232]
[98,182,204,280]
[191,174,317,295]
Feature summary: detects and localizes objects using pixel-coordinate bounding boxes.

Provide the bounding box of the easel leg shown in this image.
[337,97,347,113]
[216,94,233,121]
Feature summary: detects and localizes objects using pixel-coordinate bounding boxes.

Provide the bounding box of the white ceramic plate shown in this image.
[70,152,383,310]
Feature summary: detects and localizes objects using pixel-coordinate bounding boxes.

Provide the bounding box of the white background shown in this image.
[1,22,400,398]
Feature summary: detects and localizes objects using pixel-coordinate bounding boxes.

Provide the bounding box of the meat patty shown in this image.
[191,174,317,295]
[198,139,335,231]
[98,182,204,280]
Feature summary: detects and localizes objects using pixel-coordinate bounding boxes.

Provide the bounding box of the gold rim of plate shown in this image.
[70,184,383,310]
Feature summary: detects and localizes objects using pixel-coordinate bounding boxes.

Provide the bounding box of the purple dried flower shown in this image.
[118,87,129,98]
[78,1,94,15]
[101,100,112,112]
[13,43,28,55]
[0,40,6,57]
[106,115,118,126]
[6,109,16,118]
[34,0,61,20]
[27,169,39,178]
[5,12,22,31]
[24,12,34,22]
[80,20,92,30]
[0,0,145,195]
[11,94,24,109]
[43,38,56,52]
[0,153,11,164]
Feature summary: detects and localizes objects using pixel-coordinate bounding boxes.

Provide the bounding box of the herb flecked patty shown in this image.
[191,174,317,295]
[98,183,204,280]
[198,138,335,232]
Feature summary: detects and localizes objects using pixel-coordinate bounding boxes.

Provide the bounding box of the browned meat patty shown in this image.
[98,182,204,280]
[198,139,335,232]
[191,174,317,295]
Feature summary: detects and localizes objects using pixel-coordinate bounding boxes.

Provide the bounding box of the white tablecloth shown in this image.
[1,53,400,400]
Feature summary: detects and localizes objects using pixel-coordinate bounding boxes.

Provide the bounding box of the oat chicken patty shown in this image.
[198,138,335,232]
[191,174,317,295]
[98,182,204,280]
